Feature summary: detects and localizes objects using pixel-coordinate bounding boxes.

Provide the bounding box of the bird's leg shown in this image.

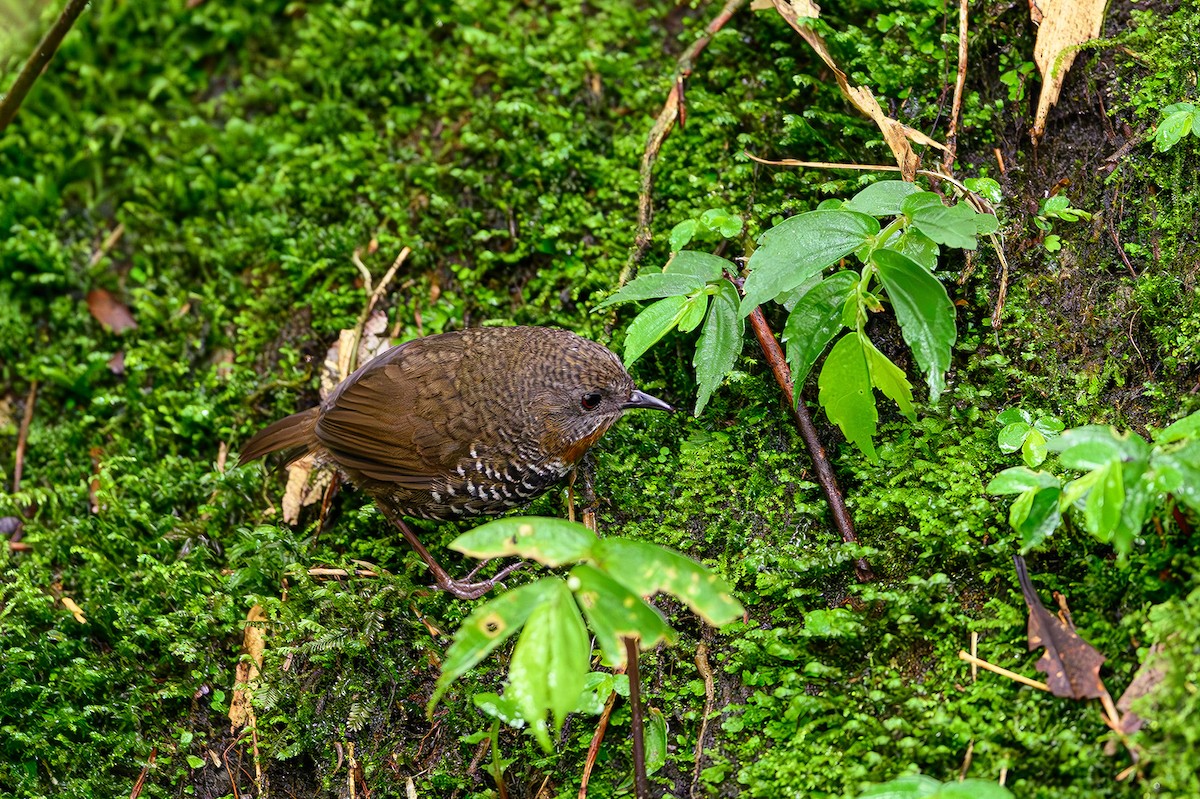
[378,503,522,600]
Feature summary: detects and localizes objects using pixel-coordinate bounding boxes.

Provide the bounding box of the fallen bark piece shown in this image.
[1030,0,1109,142]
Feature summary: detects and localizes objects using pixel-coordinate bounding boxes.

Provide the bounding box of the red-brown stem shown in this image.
[13,379,38,495]
[746,309,874,582]
[624,637,649,799]
[578,683,620,799]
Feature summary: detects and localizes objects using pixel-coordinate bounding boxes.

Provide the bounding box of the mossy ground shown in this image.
[2,0,1199,797]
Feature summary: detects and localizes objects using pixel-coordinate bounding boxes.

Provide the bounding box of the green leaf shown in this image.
[1033,415,1065,435]
[430,579,558,712]
[622,294,688,368]
[964,177,1003,204]
[858,775,943,798]
[669,219,698,252]
[1083,461,1124,541]
[591,539,744,625]
[782,271,857,390]
[1017,487,1062,551]
[676,293,709,334]
[902,192,984,249]
[450,516,595,567]
[885,229,941,272]
[996,407,1032,426]
[693,279,743,416]
[817,332,878,460]
[186,755,205,770]
[1155,110,1194,152]
[740,210,879,316]
[645,707,668,775]
[938,780,1017,799]
[718,216,744,238]
[595,273,705,309]
[1154,441,1200,511]
[1155,409,1200,444]
[1112,462,1151,553]
[507,577,590,749]
[1161,101,1197,116]
[568,563,675,667]
[1049,425,1150,470]
[872,248,956,401]
[844,180,923,216]
[997,421,1031,453]
[473,692,524,726]
[863,336,915,420]
[985,466,1060,494]
[1022,427,1049,467]
[665,250,732,282]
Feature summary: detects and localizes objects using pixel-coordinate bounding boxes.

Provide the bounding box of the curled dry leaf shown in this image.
[86,288,138,333]
[768,0,946,180]
[228,604,268,732]
[1115,642,1167,736]
[1015,555,1108,699]
[1030,0,1109,142]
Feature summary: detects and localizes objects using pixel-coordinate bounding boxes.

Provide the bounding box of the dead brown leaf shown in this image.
[1015,555,1108,699]
[86,288,137,333]
[228,604,268,732]
[1030,0,1108,142]
[1115,642,1167,736]
[768,0,946,179]
[107,351,125,375]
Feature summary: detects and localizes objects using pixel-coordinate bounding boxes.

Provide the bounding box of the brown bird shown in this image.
[240,325,672,598]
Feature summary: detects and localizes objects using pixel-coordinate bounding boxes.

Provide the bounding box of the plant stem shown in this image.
[0,0,91,133]
[624,636,650,799]
[745,307,874,582]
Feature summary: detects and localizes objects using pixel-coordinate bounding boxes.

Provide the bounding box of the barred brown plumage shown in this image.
[240,325,673,598]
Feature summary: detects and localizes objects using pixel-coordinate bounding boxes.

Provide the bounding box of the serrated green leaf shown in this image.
[568,563,675,667]
[986,466,1060,494]
[863,336,914,420]
[430,579,558,712]
[1155,409,1200,444]
[507,577,589,749]
[595,273,705,309]
[622,294,688,368]
[964,177,1003,205]
[665,250,733,282]
[974,212,1000,235]
[782,271,857,391]
[817,332,878,460]
[718,216,744,238]
[740,210,879,316]
[473,692,525,727]
[669,219,698,252]
[693,279,743,416]
[450,516,595,567]
[591,539,744,625]
[1154,441,1200,511]
[574,672,617,715]
[872,248,956,401]
[902,192,984,249]
[997,421,1031,453]
[1155,110,1193,152]
[1084,461,1124,541]
[844,180,923,216]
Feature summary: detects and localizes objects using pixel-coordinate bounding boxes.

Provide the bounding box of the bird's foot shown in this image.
[434,561,526,600]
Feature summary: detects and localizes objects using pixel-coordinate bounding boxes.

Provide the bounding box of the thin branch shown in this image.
[625,637,650,799]
[690,641,716,799]
[13,379,38,494]
[957,650,1051,692]
[943,0,969,171]
[745,305,874,582]
[578,683,621,799]
[618,0,749,287]
[0,0,91,133]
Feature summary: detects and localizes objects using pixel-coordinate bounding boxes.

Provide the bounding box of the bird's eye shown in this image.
[580,391,602,411]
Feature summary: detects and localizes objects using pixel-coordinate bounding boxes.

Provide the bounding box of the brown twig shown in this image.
[578,686,621,799]
[0,0,91,133]
[129,747,156,799]
[690,641,716,799]
[942,0,969,171]
[624,637,649,799]
[12,379,37,495]
[957,650,1050,691]
[618,0,749,287]
[745,306,874,581]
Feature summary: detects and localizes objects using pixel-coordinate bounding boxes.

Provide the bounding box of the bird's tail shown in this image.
[238,407,321,466]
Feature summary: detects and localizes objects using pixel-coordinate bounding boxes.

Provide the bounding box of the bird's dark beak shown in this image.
[622,389,674,413]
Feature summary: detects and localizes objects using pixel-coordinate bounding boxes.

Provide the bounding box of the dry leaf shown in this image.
[86,289,138,333]
[769,0,946,179]
[61,596,87,623]
[107,351,125,375]
[1030,0,1108,142]
[281,454,333,525]
[1015,555,1108,699]
[229,605,268,731]
[1115,642,1167,736]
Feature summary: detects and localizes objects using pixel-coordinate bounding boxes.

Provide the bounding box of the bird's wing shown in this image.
[314,338,473,489]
